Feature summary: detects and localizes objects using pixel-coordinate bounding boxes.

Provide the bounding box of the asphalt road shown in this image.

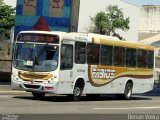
[0,94,160,120]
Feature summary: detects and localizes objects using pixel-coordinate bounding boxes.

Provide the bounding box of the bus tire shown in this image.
[123,82,133,100]
[32,92,45,100]
[68,80,84,101]
[71,85,83,101]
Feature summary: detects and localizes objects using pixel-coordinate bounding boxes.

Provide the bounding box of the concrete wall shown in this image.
[139,5,160,33]
[138,5,160,85]
[77,0,140,42]
[0,42,12,82]
[0,42,12,72]
[138,5,160,41]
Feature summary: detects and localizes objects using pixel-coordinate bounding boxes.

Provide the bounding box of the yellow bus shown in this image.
[11,31,154,100]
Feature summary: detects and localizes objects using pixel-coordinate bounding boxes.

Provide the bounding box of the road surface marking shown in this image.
[93,106,160,110]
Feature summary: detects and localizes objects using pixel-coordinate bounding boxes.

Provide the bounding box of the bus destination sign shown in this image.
[18,34,59,43]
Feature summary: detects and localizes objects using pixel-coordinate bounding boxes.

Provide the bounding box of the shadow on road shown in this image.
[141,93,160,97]
[12,94,152,102]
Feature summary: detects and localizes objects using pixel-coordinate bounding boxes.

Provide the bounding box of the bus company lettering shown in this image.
[92,68,116,79]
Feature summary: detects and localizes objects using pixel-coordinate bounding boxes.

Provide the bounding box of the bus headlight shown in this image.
[12,74,21,82]
[14,77,22,82]
[48,80,53,84]
[48,77,55,83]
[43,79,54,84]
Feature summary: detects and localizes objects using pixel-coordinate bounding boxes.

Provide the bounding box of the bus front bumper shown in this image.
[11,80,58,93]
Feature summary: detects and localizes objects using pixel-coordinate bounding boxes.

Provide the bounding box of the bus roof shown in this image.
[94,38,154,51]
[18,31,154,51]
[68,32,154,51]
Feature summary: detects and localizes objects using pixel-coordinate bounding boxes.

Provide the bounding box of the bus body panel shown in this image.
[11,31,155,97]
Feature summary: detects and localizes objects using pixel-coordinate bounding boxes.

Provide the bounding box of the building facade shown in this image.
[139,5,160,86]
[139,5,160,41]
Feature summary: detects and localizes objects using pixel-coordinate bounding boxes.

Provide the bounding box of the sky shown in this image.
[3,0,17,7]
[122,0,160,6]
[3,0,160,7]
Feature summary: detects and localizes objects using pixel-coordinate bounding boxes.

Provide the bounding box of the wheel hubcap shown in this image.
[126,86,132,97]
[74,87,80,97]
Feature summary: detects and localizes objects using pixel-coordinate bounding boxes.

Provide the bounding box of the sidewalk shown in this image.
[0,72,30,95]
[0,84,31,95]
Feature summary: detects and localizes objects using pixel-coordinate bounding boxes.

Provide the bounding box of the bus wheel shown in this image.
[123,82,133,100]
[71,85,83,101]
[32,92,45,100]
[68,80,84,101]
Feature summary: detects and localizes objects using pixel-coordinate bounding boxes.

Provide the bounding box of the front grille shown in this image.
[24,84,41,89]
[18,71,53,81]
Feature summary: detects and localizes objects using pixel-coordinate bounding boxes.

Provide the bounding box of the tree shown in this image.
[88,4,130,40]
[0,1,15,33]
[90,12,109,35]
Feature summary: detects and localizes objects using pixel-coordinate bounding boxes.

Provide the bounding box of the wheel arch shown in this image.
[70,78,85,101]
[126,79,133,87]
[73,77,85,90]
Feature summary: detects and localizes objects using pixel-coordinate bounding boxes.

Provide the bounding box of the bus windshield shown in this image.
[14,43,59,72]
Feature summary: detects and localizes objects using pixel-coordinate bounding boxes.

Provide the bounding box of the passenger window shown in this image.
[101,45,113,66]
[114,47,125,66]
[126,48,136,68]
[75,42,86,64]
[60,44,73,69]
[137,50,147,68]
[87,43,100,64]
[147,51,154,69]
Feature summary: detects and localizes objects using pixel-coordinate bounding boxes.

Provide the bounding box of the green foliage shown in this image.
[88,4,130,40]
[0,2,15,33]
[90,12,109,35]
